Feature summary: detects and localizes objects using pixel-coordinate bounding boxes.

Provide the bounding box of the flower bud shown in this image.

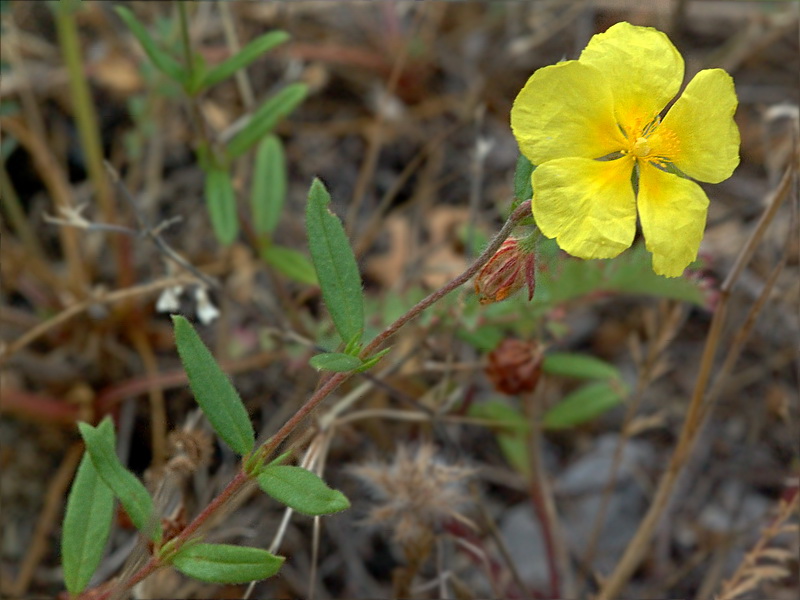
[474,238,535,305]
[485,338,543,395]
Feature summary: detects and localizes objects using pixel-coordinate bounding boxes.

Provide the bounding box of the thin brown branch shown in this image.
[0,276,198,364]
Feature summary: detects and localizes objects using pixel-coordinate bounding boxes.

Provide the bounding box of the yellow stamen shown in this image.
[632,137,651,158]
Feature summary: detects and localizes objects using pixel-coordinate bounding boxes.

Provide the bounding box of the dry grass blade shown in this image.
[715,493,799,600]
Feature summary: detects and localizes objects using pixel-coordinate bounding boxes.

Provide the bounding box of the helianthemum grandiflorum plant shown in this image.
[511,21,740,277]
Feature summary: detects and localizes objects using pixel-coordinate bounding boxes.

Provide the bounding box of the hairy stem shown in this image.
[81,199,532,600]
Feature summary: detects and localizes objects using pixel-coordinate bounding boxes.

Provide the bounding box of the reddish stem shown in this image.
[80,200,533,600]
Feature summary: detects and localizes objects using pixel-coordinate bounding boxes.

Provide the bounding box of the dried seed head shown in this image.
[485,338,543,395]
[350,444,476,562]
[474,237,536,304]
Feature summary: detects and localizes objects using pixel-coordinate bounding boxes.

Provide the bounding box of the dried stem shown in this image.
[0,276,198,364]
[525,389,566,598]
[10,443,84,597]
[54,2,129,287]
[580,303,685,574]
[0,117,89,293]
[716,490,799,600]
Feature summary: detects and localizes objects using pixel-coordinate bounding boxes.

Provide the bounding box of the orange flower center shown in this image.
[623,116,680,167]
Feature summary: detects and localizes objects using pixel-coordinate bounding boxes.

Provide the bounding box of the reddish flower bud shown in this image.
[474,238,535,305]
[485,338,543,395]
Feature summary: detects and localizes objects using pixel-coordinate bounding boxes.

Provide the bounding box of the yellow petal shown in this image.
[637,163,709,277]
[657,69,740,183]
[579,22,683,129]
[511,61,626,165]
[532,157,636,259]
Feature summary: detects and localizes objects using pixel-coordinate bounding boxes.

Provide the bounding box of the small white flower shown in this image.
[194,287,219,325]
[156,286,184,313]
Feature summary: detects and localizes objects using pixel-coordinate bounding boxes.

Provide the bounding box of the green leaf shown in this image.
[115,7,185,84]
[468,400,530,433]
[533,243,707,308]
[78,419,160,541]
[251,135,286,235]
[257,465,350,516]
[497,431,530,477]
[62,444,115,595]
[0,99,19,117]
[513,153,534,202]
[172,315,255,455]
[468,401,530,476]
[353,347,391,373]
[605,243,708,304]
[261,245,318,285]
[342,330,362,356]
[543,381,627,430]
[542,353,621,381]
[456,325,504,353]
[226,83,307,159]
[199,31,290,91]
[309,352,363,372]
[205,168,239,245]
[305,178,364,344]
[172,543,284,584]
[510,154,535,226]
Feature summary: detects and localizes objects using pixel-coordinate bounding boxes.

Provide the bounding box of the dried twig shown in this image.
[715,491,799,600]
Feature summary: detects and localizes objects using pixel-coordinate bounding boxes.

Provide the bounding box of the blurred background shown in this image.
[0,1,798,599]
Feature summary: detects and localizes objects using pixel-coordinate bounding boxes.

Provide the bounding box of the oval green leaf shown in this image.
[305,178,364,345]
[226,83,308,159]
[542,353,621,381]
[172,315,255,455]
[251,135,286,236]
[172,543,284,584]
[62,444,115,595]
[308,352,363,373]
[543,381,627,430]
[115,7,185,84]
[257,465,350,516]
[199,31,290,91]
[78,419,160,541]
[205,168,239,245]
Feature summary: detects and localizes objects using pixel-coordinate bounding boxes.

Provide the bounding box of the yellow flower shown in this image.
[510,22,740,277]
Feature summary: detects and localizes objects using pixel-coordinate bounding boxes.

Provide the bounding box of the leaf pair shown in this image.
[116,6,307,247]
[202,84,307,246]
[64,421,284,591]
[62,418,159,595]
[540,353,627,430]
[115,7,288,96]
[173,315,349,509]
[63,315,352,595]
